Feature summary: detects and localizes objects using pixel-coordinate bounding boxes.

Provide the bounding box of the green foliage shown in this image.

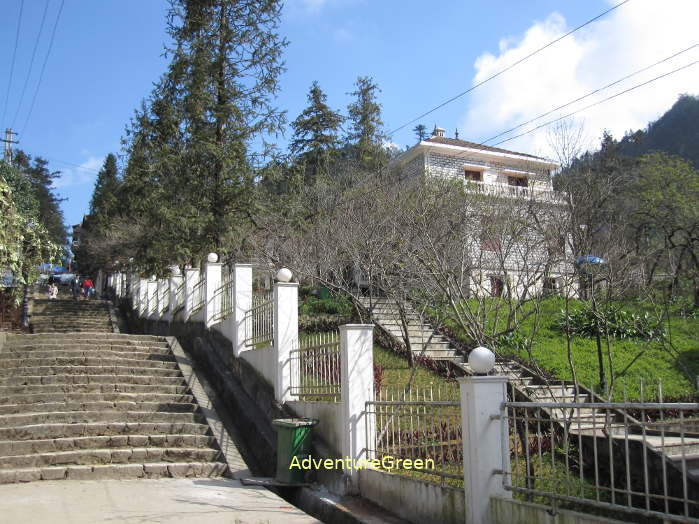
[298,294,353,317]
[345,76,388,171]
[555,304,664,341]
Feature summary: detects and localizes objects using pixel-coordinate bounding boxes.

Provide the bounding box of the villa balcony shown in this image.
[464,180,566,204]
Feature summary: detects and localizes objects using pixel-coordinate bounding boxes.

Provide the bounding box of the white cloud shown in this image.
[461,0,699,159]
[54,156,103,188]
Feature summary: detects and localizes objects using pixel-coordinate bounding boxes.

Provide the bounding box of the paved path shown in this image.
[0,478,321,523]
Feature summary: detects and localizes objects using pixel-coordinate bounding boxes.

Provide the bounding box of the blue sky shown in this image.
[1,0,697,230]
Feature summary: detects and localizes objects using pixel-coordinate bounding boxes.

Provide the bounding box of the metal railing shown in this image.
[464,180,566,204]
[242,290,273,348]
[190,277,204,314]
[365,385,463,486]
[290,332,341,401]
[173,281,184,314]
[211,272,234,324]
[503,400,699,522]
[147,287,157,314]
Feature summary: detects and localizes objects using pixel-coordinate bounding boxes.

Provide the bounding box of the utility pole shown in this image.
[2,128,19,163]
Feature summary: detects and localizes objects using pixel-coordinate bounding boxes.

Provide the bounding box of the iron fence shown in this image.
[211,272,234,324]
[503,399,699,523]
[365,385,463,486]
[147,287,157,314]
[243,290,273,348]
[190,277,204,314]
[290,332,341,401]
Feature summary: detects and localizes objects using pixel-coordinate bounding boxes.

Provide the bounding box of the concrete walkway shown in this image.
[0,478,321,524]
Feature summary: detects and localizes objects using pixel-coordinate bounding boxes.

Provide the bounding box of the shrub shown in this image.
[555,304,664,341]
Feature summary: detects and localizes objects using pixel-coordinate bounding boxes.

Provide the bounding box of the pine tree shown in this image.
[345,76,387,171]
[412,124,427,142]
[89,154,120,224]
[290,81,343,184]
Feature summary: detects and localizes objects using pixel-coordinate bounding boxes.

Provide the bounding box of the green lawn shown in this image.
[434,296,699,401]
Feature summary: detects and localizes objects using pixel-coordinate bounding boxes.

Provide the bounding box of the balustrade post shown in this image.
[146,278,158,319]
[231,264,252,356]
[137,278,148,317]
[340,324,374,492]
[183,267,199,321]
[168,267,183,322]
[156,278,168,320]
[273,281,298,403]
[204,253,222,328]
[458,375,510,524]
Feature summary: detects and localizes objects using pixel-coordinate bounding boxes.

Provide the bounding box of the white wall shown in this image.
[286,401,343,457]
[240,345,275,387]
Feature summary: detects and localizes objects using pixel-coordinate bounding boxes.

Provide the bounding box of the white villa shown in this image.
[391,126,573,298]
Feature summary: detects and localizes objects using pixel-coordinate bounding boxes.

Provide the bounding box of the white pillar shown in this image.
[168,273,183,321]
[157,278,168,319]
[204,257,222,328]
[146,279,158,319]
[458,376,510,524]
[138,278,148,317]
[183,267,199,321]
[273,282,298,403]
[231,264,252,357]
[340,324,374,491]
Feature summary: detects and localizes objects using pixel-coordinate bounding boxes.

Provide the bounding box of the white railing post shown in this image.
[113,273,121,297]
[157,278,168,319]
[340,324,374,492]
[146,278,158,319]
[168,268,182,322]
[231,264,252,356]
[458,375,510,524]
[273,281,298,403]
[204,253,222,328]
[183,267,199,321]
[137,278,148,317]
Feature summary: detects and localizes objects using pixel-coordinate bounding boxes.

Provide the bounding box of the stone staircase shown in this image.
[359,297,457,360]
[0,296,229,483]
[31,297,113,333]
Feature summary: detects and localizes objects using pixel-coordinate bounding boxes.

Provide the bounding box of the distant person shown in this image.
[82,277,95,299]
[48,283,58,300]
[70,276,81,300]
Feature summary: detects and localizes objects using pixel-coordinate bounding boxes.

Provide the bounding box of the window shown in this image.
[480,231,500,252]
[543,277,558,295]
[490,277,504,297]
[465,169,482,182]
[507,175,528,187]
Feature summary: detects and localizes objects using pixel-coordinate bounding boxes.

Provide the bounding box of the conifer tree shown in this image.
[290,81,343,184]
[345,76,387,171]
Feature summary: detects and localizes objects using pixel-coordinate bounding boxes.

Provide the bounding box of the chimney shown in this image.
[432,125,445,138]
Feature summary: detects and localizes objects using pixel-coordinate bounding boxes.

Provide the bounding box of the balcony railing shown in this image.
[464,180,566,204]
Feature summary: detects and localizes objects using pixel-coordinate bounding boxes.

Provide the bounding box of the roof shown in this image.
[423,136,547,161]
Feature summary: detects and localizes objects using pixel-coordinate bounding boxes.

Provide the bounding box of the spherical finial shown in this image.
[207,252,219,263]
[170,265,181,276]
[128,257,134,263]
[276,267,293,283]
[468,346,496,374]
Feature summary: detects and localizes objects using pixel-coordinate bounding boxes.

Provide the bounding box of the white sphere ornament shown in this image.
[276,267,293,283]
[170,265,181,276]
[468,346,496,374]
[207,252,219,263]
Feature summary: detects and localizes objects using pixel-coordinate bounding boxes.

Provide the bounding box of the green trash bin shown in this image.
[272,418,318,484]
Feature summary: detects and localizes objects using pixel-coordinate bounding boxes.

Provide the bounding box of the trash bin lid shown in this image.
[272,418,319,428]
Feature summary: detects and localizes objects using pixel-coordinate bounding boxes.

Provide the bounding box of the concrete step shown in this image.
[6,333,165,344]
[0,374,187,387]
[0,434,216,456]
[0,349,176,362]
[0,401,198,416]
[33,329,114,334]
[0,461,227,483]
[0,411,206,429]
[0,392,194,406]
[4,341,170,351]
[0,447,221,469]
[0,421,211,441]
[0,365,183,379]
[0,357,179,371]
[0,383,191,396]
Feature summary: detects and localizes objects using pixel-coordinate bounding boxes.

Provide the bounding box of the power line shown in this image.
[492,59,699,147]
[387,0,633,137]
[2,0,25,127]
[20,0,65,137]
[481,43,699,145]
[12,0,50,129]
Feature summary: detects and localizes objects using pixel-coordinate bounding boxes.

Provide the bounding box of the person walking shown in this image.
[70,276,81,300]
[81,277,95,299]
[47,283,58,300]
